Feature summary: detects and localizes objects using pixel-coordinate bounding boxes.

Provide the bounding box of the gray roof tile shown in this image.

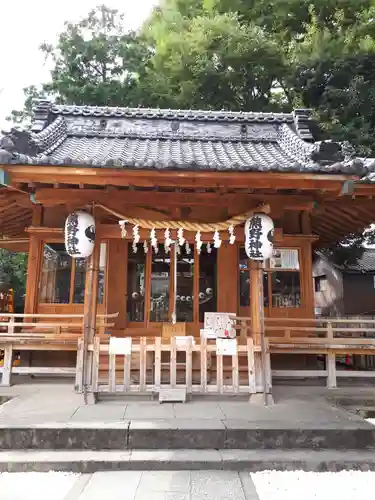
[321,249,375,273]
[0,100,371,175]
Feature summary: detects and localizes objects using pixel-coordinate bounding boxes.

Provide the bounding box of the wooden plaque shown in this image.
[162,322,187,339]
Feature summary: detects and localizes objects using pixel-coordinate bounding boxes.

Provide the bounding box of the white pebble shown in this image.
[0,471,80,500]
[251,470,375,500]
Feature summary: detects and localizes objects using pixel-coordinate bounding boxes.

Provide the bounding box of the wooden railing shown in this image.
[264,317,375,388]
[0,313,118,386]
[81,336,272,397]
[2,313,375,391]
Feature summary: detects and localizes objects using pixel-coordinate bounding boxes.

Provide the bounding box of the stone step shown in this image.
[0,421,374,450]
[1,449,375,473]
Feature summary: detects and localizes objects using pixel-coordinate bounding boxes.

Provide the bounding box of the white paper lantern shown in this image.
[244,213,274,261]
[65,211,95,258]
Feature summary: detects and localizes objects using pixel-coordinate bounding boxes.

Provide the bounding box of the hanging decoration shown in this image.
[244,213,274,261]
[195,231,203,254]
[164,228,172,253]
[143,240,148,254]
[150,228,158,252]
[185,241,191,255]
[64,211,95,259]
[213,230,221,249]
[228,225,236,245]
[120,220,127,239]
[115,204,272,256]
[177,228,185,246]
[132,225,140,253]
[133,225,140,244]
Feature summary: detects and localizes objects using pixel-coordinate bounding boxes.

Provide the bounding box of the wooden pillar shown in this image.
[249,260,263,346]
[89,240,101,341]
[106,239,127,333]
[300,211,312,235]
[24,205,44,314]
[249,260,270,399]
[24,235,42,314]
[217,243,238,313]
[81,238,100,402]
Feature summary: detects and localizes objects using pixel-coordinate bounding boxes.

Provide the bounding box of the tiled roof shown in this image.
[0,100,372,175]
[317,249,375,273]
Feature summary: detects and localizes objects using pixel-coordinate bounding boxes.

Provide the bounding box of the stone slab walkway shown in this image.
[3,469,375,500]
[0,470,260,500]
[0,383,371,428]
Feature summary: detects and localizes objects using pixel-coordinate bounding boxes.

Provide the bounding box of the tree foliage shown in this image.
[0,251,27,313]
[141,12,287,110]
[8,4,151,121]
[6,0,375,260]
[9,1,375,154]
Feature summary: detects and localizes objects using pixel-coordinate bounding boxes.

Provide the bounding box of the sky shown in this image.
[0,0,159,129]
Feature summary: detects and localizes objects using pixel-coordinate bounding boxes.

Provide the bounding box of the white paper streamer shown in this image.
[164,228,172,253]
[228,224,236,244]
[213,230,221,248]
[195,231,203,254]
[177,227,185,246]
[133,224,140,244]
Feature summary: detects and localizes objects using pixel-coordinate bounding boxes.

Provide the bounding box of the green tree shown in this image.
[8,5,151,120]
[287,7,375,154]
[7,85,45,125]
[0,250,27,313]
[142,11,288,110]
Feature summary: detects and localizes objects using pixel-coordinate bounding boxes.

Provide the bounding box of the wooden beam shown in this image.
[4,166,357,191]
[34,187,316,211]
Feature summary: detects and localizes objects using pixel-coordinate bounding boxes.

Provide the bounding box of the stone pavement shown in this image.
[0,470,260,500]
[0,382,371,426]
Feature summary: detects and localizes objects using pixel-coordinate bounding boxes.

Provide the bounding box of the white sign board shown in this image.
[204,313,236,339]
[216,338,237,356]
[109,337,132,355]
[270,249,299,270]
[175,336,195,347]
[200,328,218,339]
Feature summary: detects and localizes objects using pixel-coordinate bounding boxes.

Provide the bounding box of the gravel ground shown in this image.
[251,471,375,500]
[2,470,375,499]
[0,472,79,500]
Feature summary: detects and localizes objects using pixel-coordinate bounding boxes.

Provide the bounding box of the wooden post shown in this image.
[82,253,94,403]
[250,260,268,404]
[249,260,262,346]
[89,242,100,342]
[24,235,42,315]
[2,345,13,386]
[82,237,100,403]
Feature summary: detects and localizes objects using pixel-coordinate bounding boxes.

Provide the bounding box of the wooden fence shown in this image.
[0,313,117,386]
[79,336,272,398]
[265,317,375,388]
[1,313,375,392]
